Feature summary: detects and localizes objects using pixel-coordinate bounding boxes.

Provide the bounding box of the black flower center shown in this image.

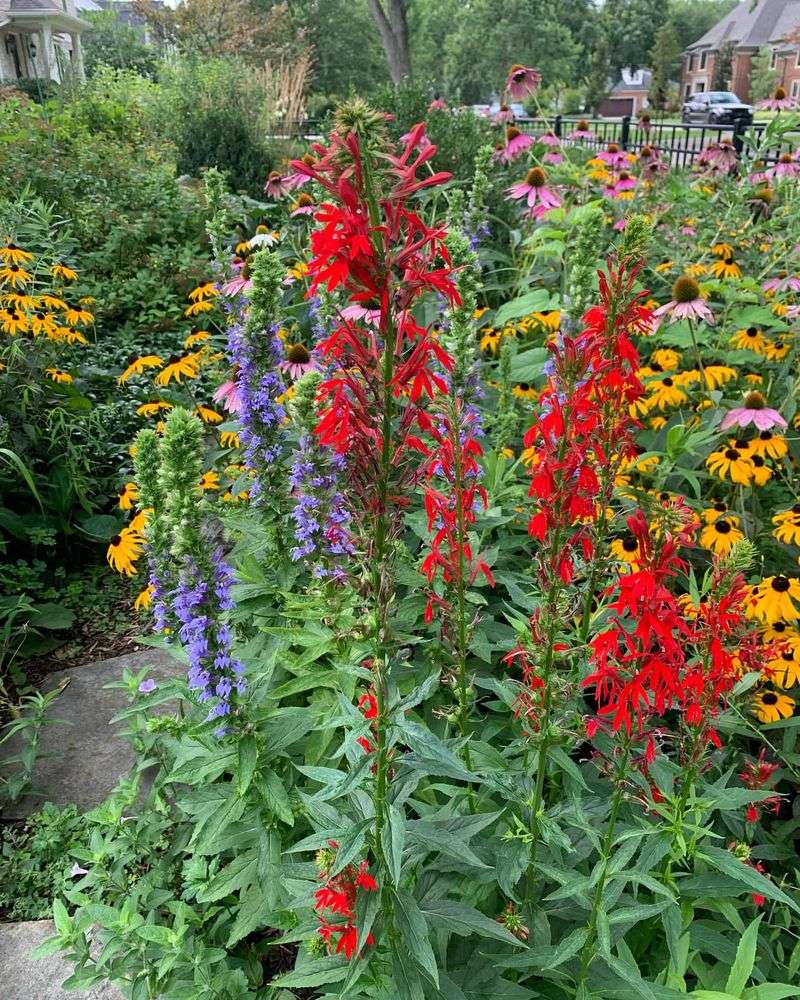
[771,576,791,592]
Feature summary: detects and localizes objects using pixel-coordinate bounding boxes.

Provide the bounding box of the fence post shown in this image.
[620,115,631,150]
[553,114,562,138]
[732,118,745,154]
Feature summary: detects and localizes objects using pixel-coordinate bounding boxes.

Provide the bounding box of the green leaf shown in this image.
[701,847,800,914]
[742,986,800,1000]
[226,888,270,948]
[52,897,70,936]
[421,900,523,947]
[602,953,657,1000]
[725,915,761,996]
[237,735,258,797]
[494,289,553,326]
[392,946,426,1000]
[689,993,740,1000]
[271,958,349,988]
[79,514,124,540]
[382,802,405,886]
[196,851,258,903]
[393,888,439,985]
[27,602,75,631]
[260,767,294,826]
[135,924,174,946]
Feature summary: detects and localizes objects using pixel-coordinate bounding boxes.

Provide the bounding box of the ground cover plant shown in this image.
[6,62,800,1000]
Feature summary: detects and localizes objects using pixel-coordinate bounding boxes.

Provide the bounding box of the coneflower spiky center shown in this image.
[525,166,547,187]
[671,275,700,303]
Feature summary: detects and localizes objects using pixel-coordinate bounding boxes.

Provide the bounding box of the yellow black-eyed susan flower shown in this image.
[118,482,139,510]
[154,353,200,386]
[199,470,220,491]
[1,308,28,335]
[480,327,502,353]
[700,516,743,556]
[195,404,223,425]
[710,242,734,258]
[137,400,173,418]
[187,281,218,303]
[184,299,214,317]
[106,526,143,576]
[512,383,536,400]
[651,349,680,370]
[0,263,32,287]
[128,508,150,534]
[63,304,94,326]
[29,311,57,338]
[730,327,768,353]
[219,430,241,449]
[184,330,210,349]
[761,620,798,643]
[119,355,164,384]
[750,430,787,460]
[134,584,154,611]
[51,263,78,281]
[763,339,790,362]
[706,446,753,485]
[647,376,687,411]
[0,243,33,265]
[654,258,674,273]
[773,506,800,545]
[701,500,732,524]
[37,293,67,311]
[749,454,772,486]
[702,364,737,390]
[610,532,641,566]
[766,644,800,688]
[44,368,73,384]
[753,576,800,624]
[709,257,741,280]
[753,689,794,723]
[62,327,88,346]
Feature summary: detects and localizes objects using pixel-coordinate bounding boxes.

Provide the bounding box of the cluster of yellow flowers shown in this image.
[0,242,93,384]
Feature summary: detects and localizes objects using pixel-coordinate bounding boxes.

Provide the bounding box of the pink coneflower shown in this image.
[597,142,629,169]
[284,153,316,191]
[568,119,593,140]
[264,170,289,198]
[786,304,800,319]
[701,140,738,174]
[719,391,787,431]
[606,169,637,198]
[613,217,628,231]
[399,127,432,150]
[341,302,382,326]
[280,342,315,380]
[493,104,516,124]
[428,97,447,111]
[762,270,800,294]
[543,150,564,165]
[653,274,715,326]
[638,113,652,133]
[506,165,561,218]
[765,151,800,179]
[680,223,697,236]
[290,193,317,217]
[538,130,560,147]
[757,86,796,111]
[505,64,541,100]
[498,126,534,163]
[642,159,669,180]
[222,261,251,297]
[213,378,242,414]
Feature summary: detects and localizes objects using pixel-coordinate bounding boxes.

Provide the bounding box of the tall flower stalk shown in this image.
[420,231,493,804]
[505,243,654,915]
[289,102,458,913]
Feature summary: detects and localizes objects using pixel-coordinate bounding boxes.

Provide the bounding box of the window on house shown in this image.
[770,49,777,68]
[700,51,707,69]
[689,54,696,71]
[792,79,800,100]
[795,48,800,69]
[695,82,705,93]
[684,84,691,99]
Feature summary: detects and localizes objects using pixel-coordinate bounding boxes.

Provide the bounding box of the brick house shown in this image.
[681,0,800,103]
[598,67,652,117]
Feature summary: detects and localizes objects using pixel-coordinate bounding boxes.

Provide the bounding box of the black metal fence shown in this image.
[277,113,796,169]
[515,115,795,168]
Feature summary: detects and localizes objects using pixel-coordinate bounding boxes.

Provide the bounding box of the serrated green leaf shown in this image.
[196,852,258,903]
[237,735,258,796]
[421,900,523,947]
[393,888,439,985]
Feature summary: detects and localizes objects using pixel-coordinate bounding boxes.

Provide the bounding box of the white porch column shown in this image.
[69,31,84,81]
[38,23,54,81]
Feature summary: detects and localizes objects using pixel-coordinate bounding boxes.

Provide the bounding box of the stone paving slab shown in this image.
[0,920,124,999]
[2,648,183,819]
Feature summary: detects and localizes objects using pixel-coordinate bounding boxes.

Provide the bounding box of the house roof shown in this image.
[75,0,102,11]
[612,70,652,93]
[6,0,89,29]
[687,0,800,51]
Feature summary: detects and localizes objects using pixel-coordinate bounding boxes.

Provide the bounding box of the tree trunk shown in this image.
[367,0,411,84]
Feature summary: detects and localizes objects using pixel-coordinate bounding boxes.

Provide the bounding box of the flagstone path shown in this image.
[1,648,183,994]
